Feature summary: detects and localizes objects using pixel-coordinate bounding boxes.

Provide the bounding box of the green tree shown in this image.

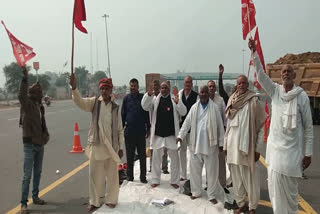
[3,62,31,94]
[92,70,107,83]
[55,72,69,87]
[74,66,89,95]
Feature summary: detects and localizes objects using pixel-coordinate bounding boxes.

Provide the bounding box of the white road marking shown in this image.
[8,117,19,121]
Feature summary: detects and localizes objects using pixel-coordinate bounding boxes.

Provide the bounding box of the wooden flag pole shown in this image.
[247,2,253,77]
[71,21,75,74]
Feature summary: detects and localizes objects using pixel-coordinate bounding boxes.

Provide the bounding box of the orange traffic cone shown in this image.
[70,122,84,153]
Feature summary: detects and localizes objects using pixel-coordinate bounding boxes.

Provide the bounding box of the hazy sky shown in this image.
[0,0,319,87]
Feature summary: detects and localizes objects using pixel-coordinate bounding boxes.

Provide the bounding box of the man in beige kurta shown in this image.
[70,74,125,212]
[224,75,265,214]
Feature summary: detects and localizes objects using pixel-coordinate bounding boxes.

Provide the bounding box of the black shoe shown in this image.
[204,187,207,191]
[140,179,148,184]
[226,182,233,188]
[134,155,139,161]
[162,170,169,174]
[224,200,238,210]
[223,187,230,194]
[127,178,133,182]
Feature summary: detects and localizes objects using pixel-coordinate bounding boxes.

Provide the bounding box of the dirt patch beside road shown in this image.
[272,52,320,65]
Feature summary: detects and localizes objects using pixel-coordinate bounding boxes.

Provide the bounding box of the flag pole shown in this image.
[247,3,253,77]
[71,20,75,74]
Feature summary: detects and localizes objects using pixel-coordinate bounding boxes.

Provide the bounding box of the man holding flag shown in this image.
[249,39,314,214]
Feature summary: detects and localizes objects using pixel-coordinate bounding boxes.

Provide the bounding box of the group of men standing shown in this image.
[18,39,313,214]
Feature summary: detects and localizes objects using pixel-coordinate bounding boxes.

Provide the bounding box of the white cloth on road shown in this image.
[267,167,298,214]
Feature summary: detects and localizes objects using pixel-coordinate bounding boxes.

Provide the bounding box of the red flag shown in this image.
[241,0,256,40]
[1,20,36,67]
[250,28,265,90]
[73,0,87,33]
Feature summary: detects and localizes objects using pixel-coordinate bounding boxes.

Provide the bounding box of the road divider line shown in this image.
[8,117,19,121]
[259,155,316,214]
[6,160,89,214]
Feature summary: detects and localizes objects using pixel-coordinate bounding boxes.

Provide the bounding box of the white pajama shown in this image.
[89,158,119,207]
[179,133,190,179]
[190,151,225,202]
[152,147,180,184]
[229,164,260,210]
[268,167,298,214]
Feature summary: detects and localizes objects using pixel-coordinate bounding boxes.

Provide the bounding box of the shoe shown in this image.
[226,182,233,188]
[33,197,46,205]
[234,203,248,214]
[20,205,29,214]
[224,200,238,210]
[127,178,134,182]
[162,170,169,174]
[140,179,148,184]
[223,187,230,194]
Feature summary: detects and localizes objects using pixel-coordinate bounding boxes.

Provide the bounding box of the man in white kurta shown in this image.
[141,81,187,188]
[70,75,124,212]
[207,80,228,188]
[178,85,225,204]
[178,76,199,181]
[224,75,265,214]
[249,39,314,214]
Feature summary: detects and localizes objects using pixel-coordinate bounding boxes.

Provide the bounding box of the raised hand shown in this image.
[173,94,179,104]
[248,38,256,52]
[219,64,224,75]
[69,73,77,90]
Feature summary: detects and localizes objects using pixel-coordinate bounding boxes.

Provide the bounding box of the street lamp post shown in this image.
[102,14,111,78]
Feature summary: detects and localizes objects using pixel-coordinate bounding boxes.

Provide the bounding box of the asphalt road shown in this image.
[0,100,319,214]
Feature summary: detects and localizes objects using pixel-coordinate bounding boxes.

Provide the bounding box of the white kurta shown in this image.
[224,99,263,210]
[178,101,225,202]
[178,89,199,179]
[253,52,313,177]
[141,92,187,185]
[72,89,124,206]
[253,52,314,214]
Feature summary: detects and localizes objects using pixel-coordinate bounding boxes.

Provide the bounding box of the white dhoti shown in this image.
[229,164,260,210]
[179,133,190,179]
[268,167,298,214]
[152,147,180,185]
[89,158,119,207]
[190,152,225,202]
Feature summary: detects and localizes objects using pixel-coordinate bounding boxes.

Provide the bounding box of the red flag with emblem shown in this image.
[241,0,256,40]
[73,0,87,33]
[1,20,36,67]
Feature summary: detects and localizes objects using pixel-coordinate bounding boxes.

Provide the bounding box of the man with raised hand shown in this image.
[70,74,124,212]
[142,81,186,189]
[249,39,313,214]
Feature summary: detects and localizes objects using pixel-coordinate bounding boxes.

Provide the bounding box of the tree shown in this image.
[3,62,31,94]
[74,66,89,95]
[92,70,107,83]
[45,71,58,85]
[55,72,69,87]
